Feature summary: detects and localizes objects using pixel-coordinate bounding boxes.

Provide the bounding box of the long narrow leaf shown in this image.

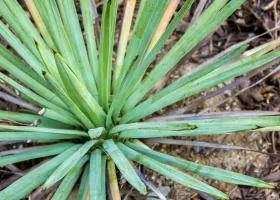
[51,155,89,200]
[146,45,249,105]
[122,0,195,113]
[43,72,95,129]
[112,0,137,91]
[0,73,79,126]
[0,44,46,86]
[34,0,82,78]
[0,20,45,75]
[24,0,55,48]
[109,0,169,123]
[0,125,88,137]
[146,0,180,54]
[3,0,49,48]
[121,46,280,123]
[81,0,99,83]
[123,0,245,114]
[119,116,280,138]
[111,122,197,134]
[126,141,273,188]
[58,0,98,97]
[102,139,146,194]
[0,132,80,141]
[113,0,162,92]
[0,144,81,200]
[40,108,81,126]
[36,41,64,87]
[0,0,42,61]
[0,142,74,167]
[0,111,71,128]
[77,164,90,200]
[119,126,256,139]
[55,53,106,127]
[98,0,118,111]
[90,149,105,200]
[117,143,228,199]
[43,140,97,189]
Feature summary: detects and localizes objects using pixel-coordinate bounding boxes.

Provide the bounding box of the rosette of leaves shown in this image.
[0,0,279,199]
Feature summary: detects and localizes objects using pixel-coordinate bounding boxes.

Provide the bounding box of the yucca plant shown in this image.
[0,0,279,199]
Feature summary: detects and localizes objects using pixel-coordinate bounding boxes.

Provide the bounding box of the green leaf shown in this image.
[52,155,89,200]
[24,0,56,48]
[57,0,98,97]
[101,155,107,198]
[43,71,95,129]
[119,116,280,138]
[0,46,65,108]
[0,20,45,76]
[40,108,81,126]
[119,126,256,139]
[81,0,99,83]
[122,0,245,117]
[186,116,280,126]
[88,127,106,139]
[0,132,80,141]
[55,53,106,127]
[122,0,194,113]
[112,0,137,91]
[0,110,71,129]
[113,0,164,93]
[102,139,147,195]
[36,41,64,87]
[34,0,82,78]
[77,164,90,200]
[121,46,280,123]
[0,142,74,167]
[0,0,42,62]
[126,141,273,188]
[126,45,248,112]
[3,0,48,48]
[0,72,79,126]
[98,0,118,111]
[0,43,46,87]
[117,143,228,199]
[110,121,197,134]
[108,0,169,124]
[43,140,97,189]
[90,149,106,200]
[0,125,89,137]
[0,144,81,200]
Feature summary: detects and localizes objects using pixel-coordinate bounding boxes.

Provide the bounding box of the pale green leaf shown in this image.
[90,149,105,200]
[123,0,245,116]
[98,0,118,111]
[43,140,97,189]
[77,164,90,200]
[126,141,273,188]
[0,125,88,137]
[51,155,89,200]
[58,0,98,97]
[0,142,74,167]
[81,0,99,83]
[0,144,81,200]
[102,139,147,195]
[55,53,106,127]
[117,143,228,199]
[0,132,81,141]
